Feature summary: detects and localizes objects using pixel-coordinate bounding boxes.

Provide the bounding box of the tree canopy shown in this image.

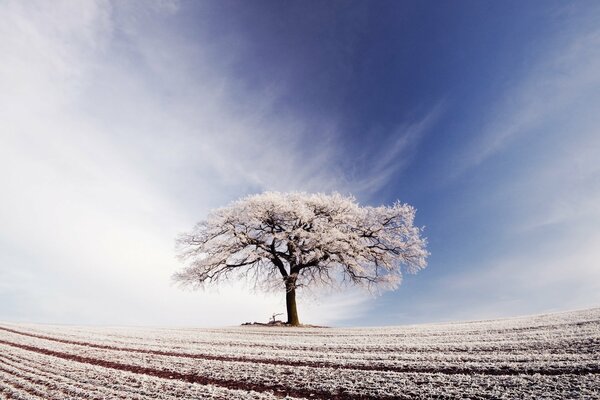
[174,192,428,325]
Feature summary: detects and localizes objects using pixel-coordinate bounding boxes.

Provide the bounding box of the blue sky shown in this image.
[1,0,599,327]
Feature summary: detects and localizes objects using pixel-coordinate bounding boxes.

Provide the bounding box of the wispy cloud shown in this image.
[458,12,600,172]
[0,1,432,326]
[443,229,600,320]
[470,14,600,232]
[430,5,600,319]
[351,103,444,196]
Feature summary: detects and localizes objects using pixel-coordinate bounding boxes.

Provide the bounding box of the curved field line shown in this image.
[0,380,46,400]
[0,339,370,400]
[0,353,138,400]
[0,368,65,400]
[1,326,599,376]
[4,322,597,354]
[0,350,291,400]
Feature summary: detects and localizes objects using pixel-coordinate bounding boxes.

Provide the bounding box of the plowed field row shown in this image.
[1,308,599,399]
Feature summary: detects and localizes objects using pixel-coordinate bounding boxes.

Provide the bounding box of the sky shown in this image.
[1,0,599,327]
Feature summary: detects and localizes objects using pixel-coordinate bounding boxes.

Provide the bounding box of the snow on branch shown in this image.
[174,192,428,294]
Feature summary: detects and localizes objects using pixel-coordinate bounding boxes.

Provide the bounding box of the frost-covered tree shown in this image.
[174,192,428,326]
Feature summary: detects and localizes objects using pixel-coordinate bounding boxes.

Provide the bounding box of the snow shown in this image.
[174,191,428,294]
[1,308,599,399]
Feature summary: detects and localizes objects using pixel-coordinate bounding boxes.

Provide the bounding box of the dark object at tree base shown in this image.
[175,192,428,329]
[241,321,328,328]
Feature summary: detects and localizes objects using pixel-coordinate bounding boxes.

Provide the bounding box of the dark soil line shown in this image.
[2,324,595,355]
[0,367,49,400]
[483,319,600,334]
[237,319,600,337]
[2,326,599,376]
[0,339,382,400]
[1,382,40,399]
[0,365,84,400]
[0,325,359,352]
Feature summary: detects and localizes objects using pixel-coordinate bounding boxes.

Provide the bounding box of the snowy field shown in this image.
[1,308,599,399]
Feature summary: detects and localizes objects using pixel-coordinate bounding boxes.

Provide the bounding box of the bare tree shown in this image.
[174,192,428,326]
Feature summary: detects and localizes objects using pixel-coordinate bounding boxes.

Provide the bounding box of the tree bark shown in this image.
[285,277,300,326]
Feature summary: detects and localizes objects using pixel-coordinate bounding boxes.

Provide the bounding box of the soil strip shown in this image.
[0,339,379,400]
[1,325,598,376]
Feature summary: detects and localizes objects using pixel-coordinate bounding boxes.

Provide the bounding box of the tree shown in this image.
[174,192,428,326]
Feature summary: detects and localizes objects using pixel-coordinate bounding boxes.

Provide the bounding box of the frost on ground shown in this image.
[0,308,599,399]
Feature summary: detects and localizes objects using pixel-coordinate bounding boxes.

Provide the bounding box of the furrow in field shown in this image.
[2,349,599,400]
[1,325,598,374]
[1,333,596,377]
[1,308,598,399]
[0,348,302,400]
[0,350,149,400]
[0,352,141,400]
[0,366,77,400]
[0,379,47,400]
[3,318,598,358]
[0,339,378,400]
[4,330,600,376]
[15,334,589,399]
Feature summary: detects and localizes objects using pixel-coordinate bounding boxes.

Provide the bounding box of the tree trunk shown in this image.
[285,278,300,326]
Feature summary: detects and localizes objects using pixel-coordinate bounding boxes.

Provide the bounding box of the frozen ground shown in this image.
[0,308,599,399]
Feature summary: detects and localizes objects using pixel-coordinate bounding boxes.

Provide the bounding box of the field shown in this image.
[1,309,599,399]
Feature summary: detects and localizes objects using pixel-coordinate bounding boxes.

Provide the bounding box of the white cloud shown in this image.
[0,0,426,327]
